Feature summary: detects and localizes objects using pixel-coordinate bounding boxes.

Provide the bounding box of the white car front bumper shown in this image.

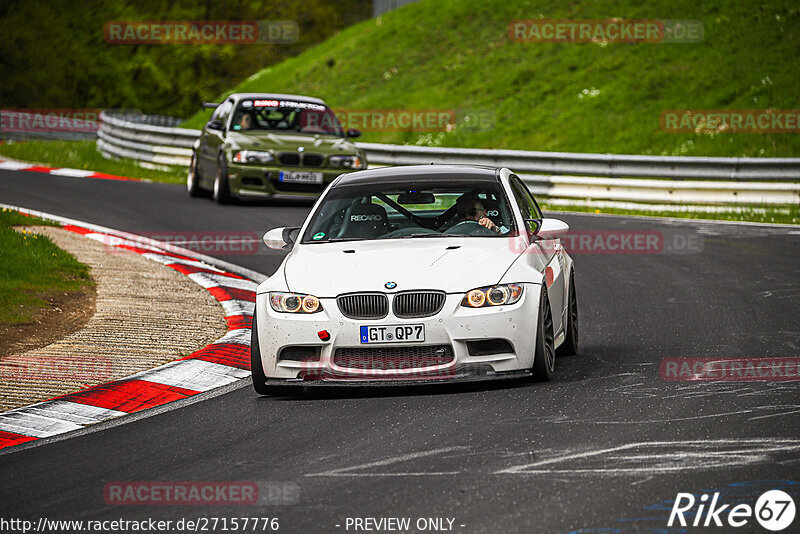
[254,283,543,383]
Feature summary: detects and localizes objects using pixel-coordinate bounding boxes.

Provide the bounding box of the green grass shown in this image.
[0,139,185,184]
[540,201,800,224]
[0,209,93,324]
[185,0,799,157]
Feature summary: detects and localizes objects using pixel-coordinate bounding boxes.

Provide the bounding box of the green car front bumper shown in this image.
[227,163,349,198]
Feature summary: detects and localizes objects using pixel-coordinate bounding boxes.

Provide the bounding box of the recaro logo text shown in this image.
[350,215,383,222]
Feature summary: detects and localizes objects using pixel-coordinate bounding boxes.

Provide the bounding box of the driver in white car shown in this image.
[455,194,503,233]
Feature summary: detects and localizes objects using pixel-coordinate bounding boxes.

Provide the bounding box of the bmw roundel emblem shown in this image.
[385,281,397,289]
[297,146,305,152]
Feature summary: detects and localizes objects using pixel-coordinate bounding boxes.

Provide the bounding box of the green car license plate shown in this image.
[279,171,323,184]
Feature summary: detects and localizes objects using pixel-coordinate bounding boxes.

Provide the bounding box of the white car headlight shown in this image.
[233,150,274,164]
[461,284,523,308]
[329,155,364,169]
[269,292,323,313]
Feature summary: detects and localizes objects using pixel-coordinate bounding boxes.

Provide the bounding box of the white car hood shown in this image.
[283,238,521,297]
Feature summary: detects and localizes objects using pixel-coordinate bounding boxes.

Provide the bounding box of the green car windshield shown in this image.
[231,99,344,137]
[302,180,518,243]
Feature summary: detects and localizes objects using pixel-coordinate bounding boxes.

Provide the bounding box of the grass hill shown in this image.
[184,0,800,157]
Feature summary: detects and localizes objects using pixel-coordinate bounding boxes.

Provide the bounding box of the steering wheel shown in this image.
[445,220,497,236]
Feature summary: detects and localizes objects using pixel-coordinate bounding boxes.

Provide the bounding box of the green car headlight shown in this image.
[329,155,364,169]
[461,284,523,308]
[233,150,274,164]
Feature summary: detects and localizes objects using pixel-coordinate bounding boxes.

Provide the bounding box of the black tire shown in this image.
[187,152,203,197]
[213,154,232,204]
[531,285,556,382]
[250,311,273,395]
[557,270,579,356]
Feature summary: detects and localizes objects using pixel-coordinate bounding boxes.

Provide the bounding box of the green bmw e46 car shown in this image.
[188,93,367,203]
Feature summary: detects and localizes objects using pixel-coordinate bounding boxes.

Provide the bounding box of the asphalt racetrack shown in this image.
[1,169,798,533]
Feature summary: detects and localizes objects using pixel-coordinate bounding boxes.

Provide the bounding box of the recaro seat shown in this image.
[338,202,390,239]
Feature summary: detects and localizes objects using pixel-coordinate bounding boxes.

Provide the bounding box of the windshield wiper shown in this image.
[395,233,451,239]
[392,233,478,239]
[325,237,370,242]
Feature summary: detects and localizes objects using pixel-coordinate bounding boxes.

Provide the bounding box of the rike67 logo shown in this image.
[669,489,795,531]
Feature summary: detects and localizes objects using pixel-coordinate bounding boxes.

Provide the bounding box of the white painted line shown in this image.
[307,446,468,477]
[494,438,800,476]
[221,299,255,317]
[132,359,250,392]
[143,252,223,271]
[188,272,259,292]
[25,400,127,425]
[0,161,34,170]
[49,168,97,178]
[213,329,252,346]
[0,410,83,438]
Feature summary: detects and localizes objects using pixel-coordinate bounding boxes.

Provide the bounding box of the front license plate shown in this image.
[360,324,425,344]
[279,170,323,184]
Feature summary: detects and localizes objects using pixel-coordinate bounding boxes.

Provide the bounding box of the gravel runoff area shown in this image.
[0,226,228,411]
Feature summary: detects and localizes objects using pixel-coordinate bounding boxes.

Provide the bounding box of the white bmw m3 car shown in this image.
[251,165,577,394]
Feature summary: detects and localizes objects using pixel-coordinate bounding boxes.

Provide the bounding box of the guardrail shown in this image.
[97,112,198,167]
[97,112,800,205]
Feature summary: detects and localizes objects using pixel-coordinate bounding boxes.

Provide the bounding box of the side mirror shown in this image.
[346,128,362,138]
[207,119,224,131]
[536,218,570,240]
[263,227,301,250]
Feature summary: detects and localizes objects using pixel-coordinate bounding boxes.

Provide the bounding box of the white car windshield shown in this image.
[301,180,517,243]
